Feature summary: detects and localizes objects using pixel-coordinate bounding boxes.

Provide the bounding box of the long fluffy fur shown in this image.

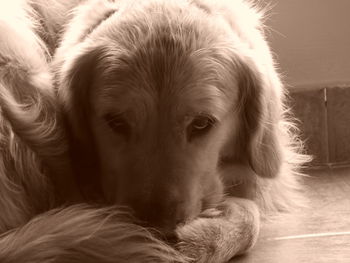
[0,206,188,263]
[0,0,55,231]
[0,0,308,262]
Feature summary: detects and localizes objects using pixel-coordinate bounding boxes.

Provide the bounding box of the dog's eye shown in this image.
[192,117,211,130]
[188,116,215,140]
[104,113,130,136]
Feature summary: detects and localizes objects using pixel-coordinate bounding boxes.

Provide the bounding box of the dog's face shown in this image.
[56,0,284,234]
[89,35,239,232]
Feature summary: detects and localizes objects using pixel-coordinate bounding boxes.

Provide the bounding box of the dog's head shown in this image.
[55,0,284,234]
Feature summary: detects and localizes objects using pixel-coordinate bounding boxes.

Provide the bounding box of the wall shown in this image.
[265,1,350,166]
[266,0,350,90]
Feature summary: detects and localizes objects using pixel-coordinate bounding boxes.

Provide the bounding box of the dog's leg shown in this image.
[176,197,260,263]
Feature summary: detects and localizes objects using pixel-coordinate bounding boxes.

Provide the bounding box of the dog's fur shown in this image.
[0,0,308,262]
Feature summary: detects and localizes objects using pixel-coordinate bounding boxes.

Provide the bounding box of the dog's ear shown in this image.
[57,47,105,199]
[218,50,285,181]
[233,55,284,179]
[199,0,284,178]
[61,47,99,138]
[60,48,102,146]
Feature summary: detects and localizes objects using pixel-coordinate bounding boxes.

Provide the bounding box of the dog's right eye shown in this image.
[104,113,130,137]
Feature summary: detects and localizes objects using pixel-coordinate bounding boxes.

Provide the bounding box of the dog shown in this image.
[55,0,308,226]
[0,0,308,262]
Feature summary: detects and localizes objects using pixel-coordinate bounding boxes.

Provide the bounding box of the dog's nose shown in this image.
[161,229,179,244]
[141,209,184,231]
[133,199,187,238]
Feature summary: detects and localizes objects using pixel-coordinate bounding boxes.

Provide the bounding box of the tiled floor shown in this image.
[232,167,350,263]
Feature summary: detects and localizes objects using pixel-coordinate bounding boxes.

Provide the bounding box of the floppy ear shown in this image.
[191,0,284,178]
[61,48,102,145]
[57,47,105,200]
[234,56,284,179]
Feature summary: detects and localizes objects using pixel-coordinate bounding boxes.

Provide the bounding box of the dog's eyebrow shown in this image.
[186,112,219,123]
[182,83,232,119]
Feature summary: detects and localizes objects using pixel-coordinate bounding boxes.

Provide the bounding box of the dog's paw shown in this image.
[176,198,260,263]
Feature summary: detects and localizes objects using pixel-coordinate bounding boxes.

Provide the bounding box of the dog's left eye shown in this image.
[188,116,215,140]
[104,113,130,137]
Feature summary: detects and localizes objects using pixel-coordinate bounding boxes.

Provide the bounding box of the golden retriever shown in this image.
[0,0,308,262]
[55,0,308,223]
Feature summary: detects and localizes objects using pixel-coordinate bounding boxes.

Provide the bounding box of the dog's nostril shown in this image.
[163,230,179,244]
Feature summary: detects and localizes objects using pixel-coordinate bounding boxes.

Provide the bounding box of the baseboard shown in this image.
[289,85,350,167]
